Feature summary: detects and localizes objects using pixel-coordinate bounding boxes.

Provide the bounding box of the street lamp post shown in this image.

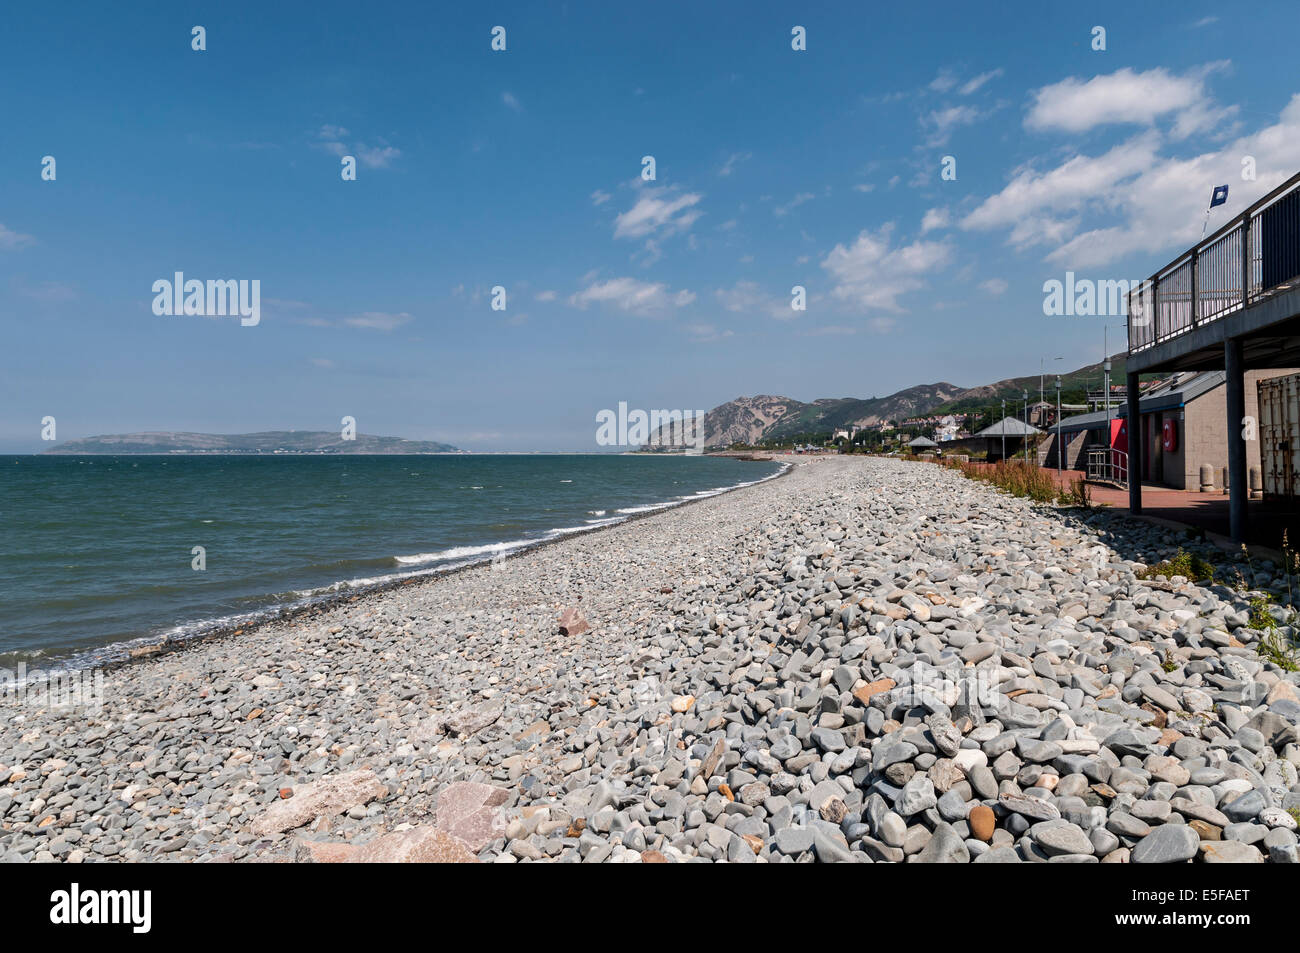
[1055,375,1063,477]
[1001,398,1006,462]
[1040,356,1063,427]
[1022,389,1029,461]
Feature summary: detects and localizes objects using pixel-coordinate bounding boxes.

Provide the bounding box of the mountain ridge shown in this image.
[647,355,1128,447]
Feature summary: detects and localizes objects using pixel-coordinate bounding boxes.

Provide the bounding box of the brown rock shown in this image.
[558,607,589,636]
[1140,703,1167,730]
[434,781,510,852]
[671,694,695,713]
[566,818,586,838]
[348,827,479,863]
[513,720,550,741]
[297,839,360,863]
[1189,819,1222,841]
[442,699,504,736]
[718,783,735,802]
[278,787,294,800]
[820,797,848,824]
[249,770,387,835]
[1157,728,1184,747]
[969,805,995,841]
[641,850,668,863]
[853,678,897,706]
[697,737,727,782]
[1268,680,1299,705]
[741,834,763,855]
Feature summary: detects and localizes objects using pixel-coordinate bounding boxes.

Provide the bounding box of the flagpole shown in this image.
[1200,204,1212,240]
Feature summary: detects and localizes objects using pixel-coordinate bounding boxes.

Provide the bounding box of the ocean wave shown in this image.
[394,540,531,566]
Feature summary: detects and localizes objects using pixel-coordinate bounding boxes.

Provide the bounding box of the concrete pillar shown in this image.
[1127,371,1142,514]
[1225,338,1248,540]
[1199,464,1214,492]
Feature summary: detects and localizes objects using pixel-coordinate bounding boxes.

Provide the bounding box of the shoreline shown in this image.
[3,455,1294,865]
[37,457,793,679]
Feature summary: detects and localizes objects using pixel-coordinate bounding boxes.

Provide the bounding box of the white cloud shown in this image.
[534,290,557,301]
[613,188,703,239]
[961,134,1161,249]
[923,105,983,145]
[715,281,793,320]
[979,278,1009,296]
[0,223,35,250]
[1025,64,1234,137]
[963,94,1300,268]
[356,143,401,168]
[568,277,694,314]
[929,69,959,93]
[316,125,401,168]
[820,225,951,311]
[343,311,413,331]
[684,323,734,342]
[774,192,815,217]
[591,190,611,206]
[921,208,950,233]
[502,91,522,112]
[959,69,1003,95]
[719,151,752,176]
[852,183,875,193]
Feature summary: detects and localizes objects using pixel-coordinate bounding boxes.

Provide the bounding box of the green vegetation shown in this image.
[1057,475,1092,508]
[942,459,1059,503]
[1256,622,1299,672]
[1136,549,1220,583]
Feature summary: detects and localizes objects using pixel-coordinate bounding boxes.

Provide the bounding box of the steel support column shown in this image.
[1127,371,1142,515]
[1225,338,1248,541]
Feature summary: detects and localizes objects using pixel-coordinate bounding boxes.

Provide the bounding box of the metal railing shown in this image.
[1085,447,1129,488]
[1128,170,1300,353]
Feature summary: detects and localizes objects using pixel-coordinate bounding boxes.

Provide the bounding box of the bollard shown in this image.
[1199,464,1214,492]
[1219,467,1228,495]
[1250,466,1262,500]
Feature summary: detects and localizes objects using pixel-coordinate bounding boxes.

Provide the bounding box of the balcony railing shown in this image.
[1128,170,1300,353]
[1085,447,1128,489]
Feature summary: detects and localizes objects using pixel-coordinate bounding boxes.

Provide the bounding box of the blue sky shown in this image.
[3,1,1299,451]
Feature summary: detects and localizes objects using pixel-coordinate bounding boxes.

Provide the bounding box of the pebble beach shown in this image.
[3,455,1299,864]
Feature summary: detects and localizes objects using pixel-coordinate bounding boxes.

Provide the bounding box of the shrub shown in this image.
[1136,549,1219,583]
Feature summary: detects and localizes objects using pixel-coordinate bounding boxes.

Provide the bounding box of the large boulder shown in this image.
[249,770,386,835]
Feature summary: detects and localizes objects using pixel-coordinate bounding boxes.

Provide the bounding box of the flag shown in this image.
[1210,184,1229,207]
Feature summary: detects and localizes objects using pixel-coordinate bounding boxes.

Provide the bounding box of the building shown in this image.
[1050,369,1298,489]
[970,417,1043,462]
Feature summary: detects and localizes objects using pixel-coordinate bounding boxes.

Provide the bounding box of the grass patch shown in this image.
[1057,475,1092,508]
[942,459,1059,503]
[1136,549,1220,583]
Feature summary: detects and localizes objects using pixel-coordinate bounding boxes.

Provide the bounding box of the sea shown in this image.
[0,454,784,670]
